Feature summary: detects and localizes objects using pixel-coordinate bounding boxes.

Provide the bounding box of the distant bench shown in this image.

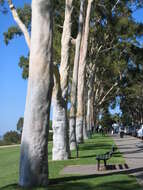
[96,145,116,171]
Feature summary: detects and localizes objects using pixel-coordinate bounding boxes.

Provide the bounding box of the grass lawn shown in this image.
[0,134,142,190]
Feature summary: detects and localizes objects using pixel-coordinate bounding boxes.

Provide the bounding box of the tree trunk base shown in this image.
[69,117,76,150]
[52,101,69,160]
[76,116,84,144]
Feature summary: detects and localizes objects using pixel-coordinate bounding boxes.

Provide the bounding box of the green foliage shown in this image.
[18,55,29,79]
[49,120,52,130]
[119,61,143,125]
[3,131,21,144]
[87,0,143,125]
[16,117,23,134]
[3,4,31,45]
[48,132,53,141]
[17,4,31,29]
[4,27,22,45]
[111,113,121,123]
[100,109,114,129]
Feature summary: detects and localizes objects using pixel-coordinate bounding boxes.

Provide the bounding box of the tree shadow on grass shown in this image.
[1,167,143,190]
[49,166,143,184]
[0,182,98,190]
[79,143,112,151]
[0,179,141,190]
[48,178,141,190]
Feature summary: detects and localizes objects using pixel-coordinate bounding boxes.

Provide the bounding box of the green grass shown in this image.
[0,134,142,190]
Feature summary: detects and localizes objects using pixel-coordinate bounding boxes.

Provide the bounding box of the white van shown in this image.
[137,125,143,138]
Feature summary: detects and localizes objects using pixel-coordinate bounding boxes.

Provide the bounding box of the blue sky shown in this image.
[0,1,143,136]
[0,0,30,135]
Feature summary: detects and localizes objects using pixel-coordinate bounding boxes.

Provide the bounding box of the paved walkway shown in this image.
[61,135,143,186]
[0,144,20,149]
[112,135,143,186]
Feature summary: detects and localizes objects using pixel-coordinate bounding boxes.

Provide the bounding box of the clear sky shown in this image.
[0,1,143,136]
[0,0,30,136]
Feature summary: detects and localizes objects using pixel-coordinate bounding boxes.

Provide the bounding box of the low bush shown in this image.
[3,131,21,145]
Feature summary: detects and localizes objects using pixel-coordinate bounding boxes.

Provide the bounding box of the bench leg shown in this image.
[104,160,107,168]
[97,160,100,171]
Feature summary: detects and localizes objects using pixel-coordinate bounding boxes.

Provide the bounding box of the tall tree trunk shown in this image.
[52,0,73,160]
[76,0,93,143]
[91,92,95,129]
[69,0,85,150]
[83,87,88,140]
[19,0,53,187]
[83,114,88,139]
[87,88,92,137]
[52,65,69,160]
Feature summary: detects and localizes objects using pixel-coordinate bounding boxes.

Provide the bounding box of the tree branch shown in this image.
[98,82,118,106]
[111,0,120,12]
[8,0,31,48]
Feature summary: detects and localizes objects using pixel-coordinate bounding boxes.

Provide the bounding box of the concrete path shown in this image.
[0,144,20,149]
[61,135,143,186]
[112,135,143,186]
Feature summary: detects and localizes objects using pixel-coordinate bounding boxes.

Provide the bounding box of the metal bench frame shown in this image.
[96,145,115,171]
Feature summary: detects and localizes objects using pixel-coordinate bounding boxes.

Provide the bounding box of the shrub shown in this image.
[3,131,21,144]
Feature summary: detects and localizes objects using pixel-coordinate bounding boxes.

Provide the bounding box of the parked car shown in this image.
[124,126,133,135]
[137,126,143,139]
[124,125,138,137]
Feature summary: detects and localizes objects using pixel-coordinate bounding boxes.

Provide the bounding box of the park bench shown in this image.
[96,145,116,171]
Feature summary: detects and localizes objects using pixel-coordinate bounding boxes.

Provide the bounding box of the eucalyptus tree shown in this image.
[4,0,72,160]
[69,0,85,150]
[76,0,93,143]
[18,0,53,187]
[120,57,143,125]
[52,0,73,160]
[84,0,143,131]
[4,1,62,79]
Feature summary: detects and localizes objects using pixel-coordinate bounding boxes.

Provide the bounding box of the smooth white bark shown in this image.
[52,65,69,160]
[69,0,85,150]
[19,0,53,187]
[87,89,92,136]
[52,99,68,160]
[83,96,88,140]
[52,0,73,160]
[76,0,93,143]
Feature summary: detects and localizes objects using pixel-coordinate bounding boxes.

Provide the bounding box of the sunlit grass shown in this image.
[0,134,141,190]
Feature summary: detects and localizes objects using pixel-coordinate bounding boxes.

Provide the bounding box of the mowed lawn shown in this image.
[0,134,142,190]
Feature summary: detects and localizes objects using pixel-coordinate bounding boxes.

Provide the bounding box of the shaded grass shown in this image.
[0,134,141,190]
[0,175,142,190]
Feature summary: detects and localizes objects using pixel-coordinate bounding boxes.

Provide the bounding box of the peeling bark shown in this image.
[19,0,53,187]
[76,0,93,143]
[69,0,85,150]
